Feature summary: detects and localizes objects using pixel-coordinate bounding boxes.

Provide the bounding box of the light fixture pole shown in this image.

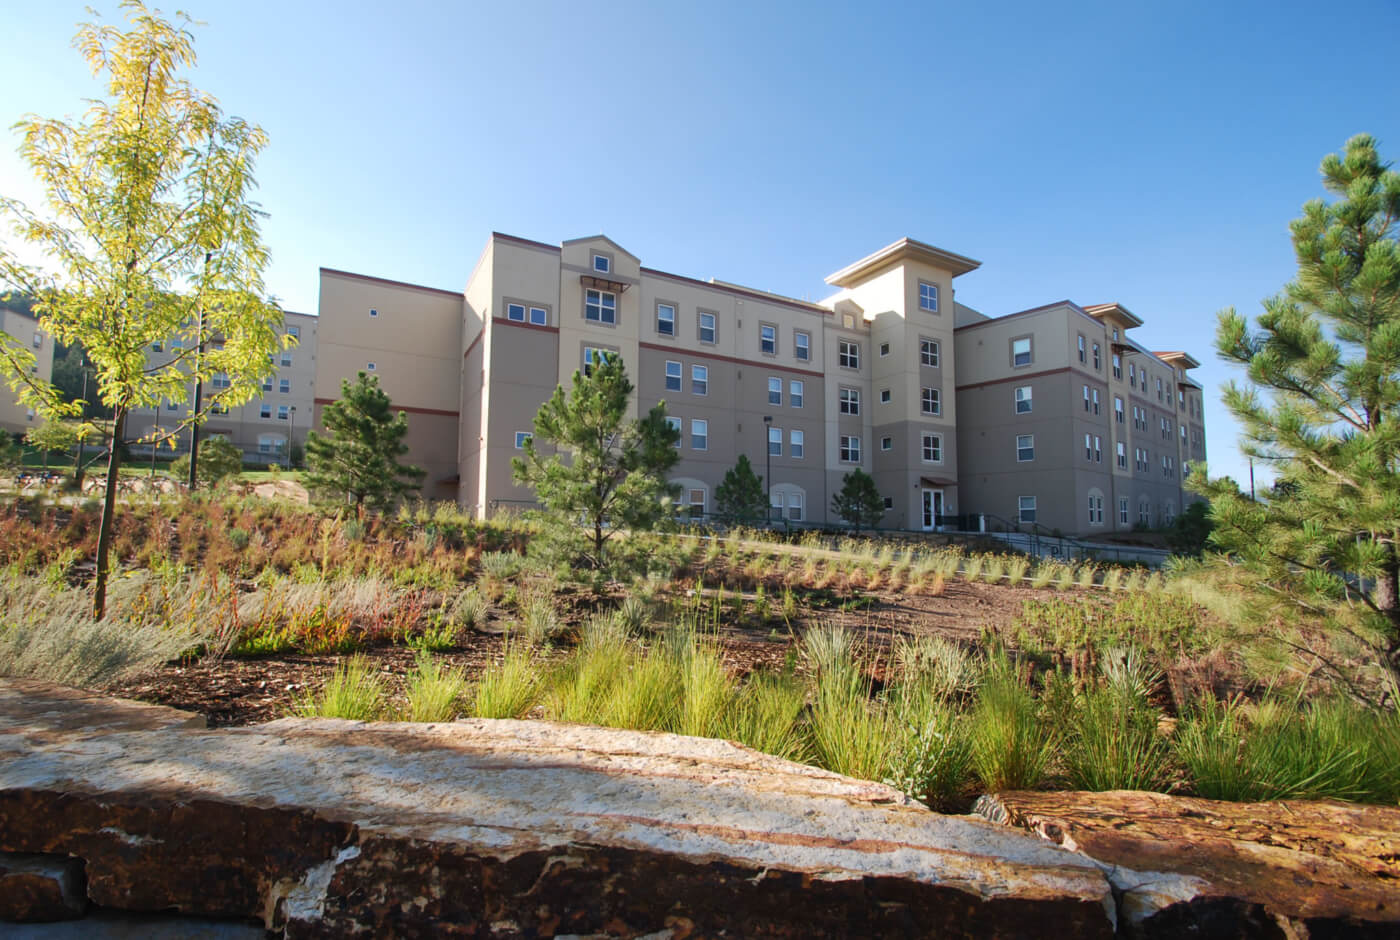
[763,415,773,524]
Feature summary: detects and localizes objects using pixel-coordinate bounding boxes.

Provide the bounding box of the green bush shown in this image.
[969,657,1053,791]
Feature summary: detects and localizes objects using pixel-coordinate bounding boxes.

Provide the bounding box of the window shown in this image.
[919,281,939,312]
[1088,493,1104,525]
[1092,343,1101,370]
[1018,496,1037,524]
[920,338,940,367]
[1085,433,1093,461]
[794,330,810,361]
[838,340,859,369]
[688,488,705,520]
[1162,417,1171,440]
[790,429,804,458]
[514,431,532,449]
[369,308,378,318]
[260,404,272,419]
[277,405,289,421]
[921,386,940,415]
[528,306,547,326]
[1119,498,1129,525]
[1078,335,1086,363]
[880,388,891,404]
[656,303,675,336]
[1092,388,1100,414]
[1012,336,1032,367]
[839,387,860,415]
[287,326,300,340]
[1116,441,1126,468]
[1115,396,1124,424]
[171,340,183,352]
[769,426,783,456]
[258,434,285,455]
[760,324,777,355]
[665,416,682,447]
[1112,326,1120,342]
[1015,385,1033,414]
[786,492,804,521]
[879,342,890,357]
[883,496,894,510]
[881,436,893,451]
[843,314,855,329]
[593,254,610,274]
[690,418,708,450]
[210,402,229,415]
[1094,435,1102,462]
[789,380,803,408]
[212,372,231,389]
[166,400,178,412]
[279,378,290,394]
[1181,424,1188,444]
[1139,500,1151,525]
[1178,388,1186,408]
[1112,353,1122,379]
[665,360,682,393]
[921,432,942,462]
[692,365,708,396]
[698,311,716,344]
[840,435,861,463]
[583,346,611,375]
[151,341,163,352]
[1129,362,1136,388]
[281,351,293,366]
[262,377,273,392]
[367,361,377,371]
[1156,377,1164,401]
[1016,434,1035,462]
[768,376,783,405]
[584,289,616,325]
[1083,385,1091,411]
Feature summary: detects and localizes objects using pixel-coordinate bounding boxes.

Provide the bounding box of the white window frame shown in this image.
[790,429,804,459]
[768,376,782,406]
[768,426,783,457]
[794,330,810,361]
[690,418,708,450]
[260,404,272,419]
[592,253,610,274]
[1119,497,1129,525]
[279,378,291,394]
[840,435,861,463]
[1016,434,1035,462]
[529,306,548,326]
[1018,496,1037,524]
[665,416,682,448]
[1117,441,1127,468]
[880,436,893,451]
[277,405,289,421]
[664,360,682,393]
[1015,385,1032,414]
[921,386,940,416]
[921,431,943,463]
[656,303,676,336]
[789,379,803,408]
[1077,334,1086,363]
[760,324,777,355]
[1012,337,1032,367]
[920,338,940,367]
[514,431,532,449]
[839,386,860,415]
[584,289,617,325]
[880,388,891,403]
[698,311,716,344]
[838,340,859,369]
[691,364,708,396]
[507,303,526,322]
[918,281,939,312]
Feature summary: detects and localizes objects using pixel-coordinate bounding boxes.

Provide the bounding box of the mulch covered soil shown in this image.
[107,579,1061,727]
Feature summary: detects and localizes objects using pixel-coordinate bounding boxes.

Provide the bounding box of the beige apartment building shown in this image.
[954,301,1207,535]
[313,231,1207,536]
[127,311,318,464]
[0,304,56,437]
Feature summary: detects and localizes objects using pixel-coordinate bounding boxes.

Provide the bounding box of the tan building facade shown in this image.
[0,305,54,436]
[313,232,1208,535]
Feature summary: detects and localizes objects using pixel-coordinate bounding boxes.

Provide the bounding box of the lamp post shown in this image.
[74,361,92,490]
[285,406,297,467]
[763,415,772,524]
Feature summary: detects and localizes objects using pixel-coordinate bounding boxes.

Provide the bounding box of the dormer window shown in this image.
[593,254,610,274]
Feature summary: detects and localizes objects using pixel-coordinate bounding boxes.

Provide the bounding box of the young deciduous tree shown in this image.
[831,468,884,534]
[0,2,286,617]
[513,352,680,572]
[1200,133,1400,696]
[304,372,424,509]
[714,454,765,525]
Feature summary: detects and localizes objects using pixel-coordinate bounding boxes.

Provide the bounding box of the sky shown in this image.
[2,0,1398,488]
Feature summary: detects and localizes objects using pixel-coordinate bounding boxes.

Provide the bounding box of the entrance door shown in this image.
[921,489,944,531]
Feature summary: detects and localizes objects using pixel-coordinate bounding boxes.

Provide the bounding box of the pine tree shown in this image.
[305,372,424,508]
[1201,134,1400,695]
[170,435,242,484]
[714,454,766,525]
[831,468,885,534]
[512,352,680,572]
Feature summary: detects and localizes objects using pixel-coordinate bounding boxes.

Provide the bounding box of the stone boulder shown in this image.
[976,789,1400,938]
[1,679,1114,937]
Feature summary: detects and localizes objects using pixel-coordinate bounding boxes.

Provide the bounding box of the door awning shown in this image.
[920,476,956,488]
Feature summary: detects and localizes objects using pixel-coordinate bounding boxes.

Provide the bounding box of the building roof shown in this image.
[1153,350,1202,369]
[824,237,981,288]
[1082,302,1144,328]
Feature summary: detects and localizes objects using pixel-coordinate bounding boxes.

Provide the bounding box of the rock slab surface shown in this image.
[0,852,87,922]
[0,679,1114,937]
[978,789,1400,938]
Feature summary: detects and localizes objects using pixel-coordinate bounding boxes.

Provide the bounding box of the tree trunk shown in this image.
[92,405,126,620]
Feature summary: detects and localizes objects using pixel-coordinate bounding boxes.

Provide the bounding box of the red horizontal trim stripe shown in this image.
[638,341,824,378]
[494,317,560,335]
[463,329,484,360]
[314,397,459,418]
[955,366,1072,392]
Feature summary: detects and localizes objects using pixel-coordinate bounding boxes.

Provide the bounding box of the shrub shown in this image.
[518,593,559,646]
[296,656,385,721]
[887,701,973,811]
[893,634,976,702]
[969,657,1053,791]
[449,587,488,631]
[480,551,524,581]
[800,623,856,677]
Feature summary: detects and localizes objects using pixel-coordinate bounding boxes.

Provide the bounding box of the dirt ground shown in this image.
[107,578,1065,727]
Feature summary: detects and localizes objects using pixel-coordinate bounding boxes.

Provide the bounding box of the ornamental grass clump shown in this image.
[401,650,468,722]
[1061,649,1171,792]
[297,655,385,721]
[723,672,809,763]
[969,655,1053,792]
[472,641,540,719]
[809,657,893,782]
[886,698,973,811]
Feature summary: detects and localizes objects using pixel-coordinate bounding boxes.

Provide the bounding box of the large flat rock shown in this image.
[0,679,1114,937]
[977,789,1400,938]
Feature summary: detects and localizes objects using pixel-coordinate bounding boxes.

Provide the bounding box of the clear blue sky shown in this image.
[3,0,1398,488]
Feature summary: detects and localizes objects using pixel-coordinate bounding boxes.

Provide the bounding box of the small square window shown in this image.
[151,341,163,352]
[880,436,893,451]
[768,376,782,406]
[883,496,894,510]
[919,281,939,312]
[768,426,782,457]
[1015,385,1032,413]
[794,330,810,361]
[593,254,610,274]
[692,365,708,396]
[369,308,378,318]
[529,306,548,326]
[880,388,891,403]
[367,362,376,371]
[760,324,777,355]
[260,404,272,419]
[507,303,526,322]
[880,342,890,357]
[699,312,716,344]
[657,303,676,336]
[515,431,532,449]
[665,360,682,393]
[789,380,803,408]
